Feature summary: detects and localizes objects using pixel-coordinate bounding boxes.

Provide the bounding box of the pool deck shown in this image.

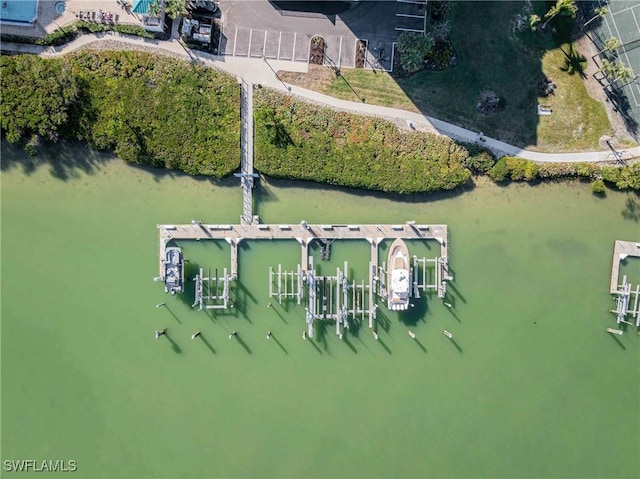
[609,240,640,294]
[158,221,449,280]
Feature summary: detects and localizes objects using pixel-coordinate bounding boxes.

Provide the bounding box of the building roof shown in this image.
[132,0,154,14]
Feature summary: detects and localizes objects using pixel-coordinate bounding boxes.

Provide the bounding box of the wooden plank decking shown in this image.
[158,222,448,279]
[610,240,640,293]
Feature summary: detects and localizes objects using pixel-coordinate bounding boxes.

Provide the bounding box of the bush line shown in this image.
[1,52,240,177]
[254,88,640,193]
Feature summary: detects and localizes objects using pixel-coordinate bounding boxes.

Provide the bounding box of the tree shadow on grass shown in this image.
[559,43,587,78]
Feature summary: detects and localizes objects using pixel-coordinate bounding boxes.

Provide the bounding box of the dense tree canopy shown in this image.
[1,51,240,177]
[1,55,79,143]
[254,88,472,194]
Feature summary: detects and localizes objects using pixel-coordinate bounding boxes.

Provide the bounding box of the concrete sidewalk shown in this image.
[2,33,638,163]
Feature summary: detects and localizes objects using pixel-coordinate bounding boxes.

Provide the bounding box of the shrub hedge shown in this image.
[2,54,638,193]
[254,88,640,193]
[253,88,472,194]
[1,51,240,177]
[34,21,153,46]
[491,156,640,190]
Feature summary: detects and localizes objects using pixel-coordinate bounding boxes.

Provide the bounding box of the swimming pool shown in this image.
[0,0,38,24]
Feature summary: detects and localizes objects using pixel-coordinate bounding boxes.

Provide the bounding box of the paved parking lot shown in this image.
[218,0,427,71]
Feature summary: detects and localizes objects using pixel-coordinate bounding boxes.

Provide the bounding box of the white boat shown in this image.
[164,247,184,295]
[387,239,410,311]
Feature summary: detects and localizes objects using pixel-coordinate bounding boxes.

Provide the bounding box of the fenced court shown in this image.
[587,0,640,129]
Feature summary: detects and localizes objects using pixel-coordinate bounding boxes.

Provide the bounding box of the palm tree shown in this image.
[601,59,633,84]
[541,0,578,30]
[164,0,186,19]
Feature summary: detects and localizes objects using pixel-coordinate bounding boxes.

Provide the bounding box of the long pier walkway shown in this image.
[238,79,258,226]
[158,222,448,279]
[609,240,640,327]
[610,240,640,294]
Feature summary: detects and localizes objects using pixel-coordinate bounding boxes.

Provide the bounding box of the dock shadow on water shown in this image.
[450,338,463,353]
[377,336,392,354]
[165,334,182,354]
[271,335,288,355]
[607,331,626,350]
[234,335,252,354]
[343,334,358,354]
[162,304,182,324]
[315,320,329,352]
[413,337,427,353]
[307,338,323,354]
[447,281,467,304]
[269,304,287,323]
[199,335,216,355]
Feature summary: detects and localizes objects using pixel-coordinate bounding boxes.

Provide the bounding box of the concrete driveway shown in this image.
[217,0,425,70]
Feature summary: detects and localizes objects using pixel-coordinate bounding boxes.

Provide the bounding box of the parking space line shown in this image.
[396,0,425,4]
[395,27,424,33]
[233,27,238,56]
[277,32,282,60]
[248,29,253,57]
[292,32,297,61]
[396,13,424,18]
[263,30,268,57]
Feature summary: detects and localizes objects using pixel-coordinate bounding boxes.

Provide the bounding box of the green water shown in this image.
[1,142,639,479]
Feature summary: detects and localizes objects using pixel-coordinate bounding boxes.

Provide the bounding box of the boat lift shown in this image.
[193,267,231,310]
[611,275,640,327]
[306,259,373,339]
[411,255,450,299]
[268,264,304,305]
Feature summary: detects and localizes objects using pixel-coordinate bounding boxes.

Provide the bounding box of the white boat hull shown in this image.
[387,239,410,311]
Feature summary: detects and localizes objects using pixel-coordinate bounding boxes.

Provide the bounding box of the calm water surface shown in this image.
[2,142,639,478]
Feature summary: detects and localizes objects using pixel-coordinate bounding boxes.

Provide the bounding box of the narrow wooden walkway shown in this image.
[239,79,258,225]
[610,240,640,293]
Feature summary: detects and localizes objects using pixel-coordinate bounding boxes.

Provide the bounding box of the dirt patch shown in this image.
[574,34,637,146]
[278,65,335,90]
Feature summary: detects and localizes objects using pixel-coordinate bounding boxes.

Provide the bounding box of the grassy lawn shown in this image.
[279,1,613,152]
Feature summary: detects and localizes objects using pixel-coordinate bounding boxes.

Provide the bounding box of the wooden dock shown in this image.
[158,222,448,280]
[609,240,640,294]
[237,79,259,226]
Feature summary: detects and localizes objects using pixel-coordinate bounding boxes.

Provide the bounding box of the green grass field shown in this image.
[280,1,613,152]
